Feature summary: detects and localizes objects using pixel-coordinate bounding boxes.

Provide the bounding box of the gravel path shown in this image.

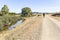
[41,15,60,40]
[1,15,60,40]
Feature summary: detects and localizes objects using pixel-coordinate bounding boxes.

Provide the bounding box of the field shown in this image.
[49,14,60,21]
[0,15,24,31]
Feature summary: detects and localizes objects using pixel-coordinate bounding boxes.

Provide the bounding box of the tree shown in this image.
[21,7,32,17]
[1,5,9,15]
[9,12,16,15]
[0,11,2,16]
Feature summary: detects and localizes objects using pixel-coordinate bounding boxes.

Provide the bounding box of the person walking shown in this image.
[43,13,45,18]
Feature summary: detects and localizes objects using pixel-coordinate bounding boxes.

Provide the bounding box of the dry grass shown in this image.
[0,16,43,40]
[50,15,60,21]
[46,14,60,21]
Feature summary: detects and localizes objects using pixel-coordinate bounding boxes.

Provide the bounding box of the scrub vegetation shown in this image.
[0,5,22,31]
[0,5,33,31]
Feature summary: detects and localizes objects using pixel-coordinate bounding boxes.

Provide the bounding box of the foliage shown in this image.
[38,15,41,16]
[0,15,22,31]
[9,12,16,15]
[1,5,9,15]
[0,5,27,31]
[21,7,32,17]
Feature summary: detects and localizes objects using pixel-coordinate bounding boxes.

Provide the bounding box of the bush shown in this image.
[0,15,22,31]
[21,7,32,17]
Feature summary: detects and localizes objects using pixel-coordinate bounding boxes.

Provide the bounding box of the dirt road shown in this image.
[0,15,60,40]
[41,15,60,40]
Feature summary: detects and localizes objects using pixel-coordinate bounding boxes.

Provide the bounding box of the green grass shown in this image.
[0,15,25,31]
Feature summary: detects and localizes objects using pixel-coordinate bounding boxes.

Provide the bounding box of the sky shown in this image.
[0,0,60,13]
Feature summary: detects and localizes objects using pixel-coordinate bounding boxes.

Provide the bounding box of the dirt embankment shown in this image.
[47,14,60,21]
[0,16,43,40]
